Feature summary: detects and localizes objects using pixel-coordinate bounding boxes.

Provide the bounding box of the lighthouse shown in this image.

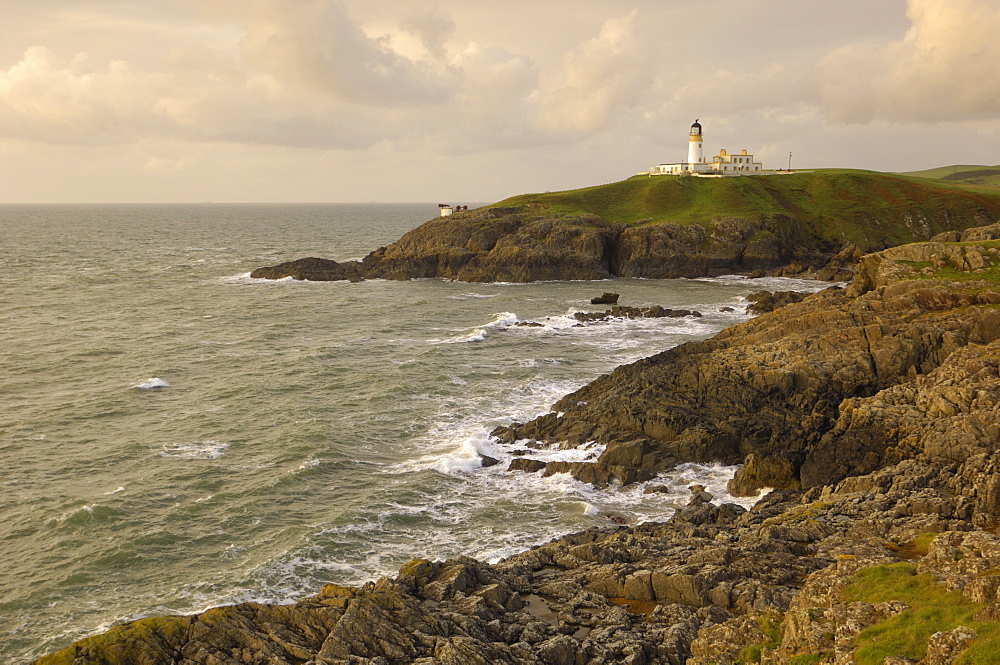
[687,119,703,166]
[645,120,765,176]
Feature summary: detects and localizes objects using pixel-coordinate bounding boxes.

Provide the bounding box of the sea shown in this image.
[0,203,829,663]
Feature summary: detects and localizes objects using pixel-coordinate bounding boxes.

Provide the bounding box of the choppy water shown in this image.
[0,204,828,663]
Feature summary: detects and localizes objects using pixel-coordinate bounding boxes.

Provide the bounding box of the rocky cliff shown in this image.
[493,222,1000,499]
[251,171,1000,283]
[36,224,1000,665]
[251,208,841,283]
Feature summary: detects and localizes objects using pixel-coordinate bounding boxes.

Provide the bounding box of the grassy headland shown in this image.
[254,167,1000,283]
[496,168,1000,248]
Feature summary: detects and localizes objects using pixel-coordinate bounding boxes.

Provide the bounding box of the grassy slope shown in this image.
[844,563,1000,664]
[898,165,1000,189]
[494,169,1000,248]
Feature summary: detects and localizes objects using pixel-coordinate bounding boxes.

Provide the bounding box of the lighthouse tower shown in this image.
[687,119,703,166]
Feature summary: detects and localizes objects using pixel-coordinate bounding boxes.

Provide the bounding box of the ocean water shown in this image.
[0,204,828,663]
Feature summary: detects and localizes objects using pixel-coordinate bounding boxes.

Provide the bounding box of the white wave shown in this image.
[432,312,519,344]
[450,292,500,299]
[160,440,229,460]
[697,275,844,292]
[133,377,169,389]
[103,486,126,495]
[417,434,493,475]
[220,272,296,284]
[298,458,321,471]
[53,504,98,525]
[503,440,605,465]
[443,329,487,344]
[482,311,519,329]
[220,272,255,283]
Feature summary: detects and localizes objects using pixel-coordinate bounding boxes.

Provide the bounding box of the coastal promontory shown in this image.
[252,170,1000,283]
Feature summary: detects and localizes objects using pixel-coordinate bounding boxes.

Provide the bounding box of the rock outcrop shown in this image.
[249,257,364,282]
[495,226,1000,497]
[250,210,860,284]
[591,293,619,305]
[572,305,702,323]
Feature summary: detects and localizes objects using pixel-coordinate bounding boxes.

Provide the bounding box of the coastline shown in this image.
[34,224,1000,664]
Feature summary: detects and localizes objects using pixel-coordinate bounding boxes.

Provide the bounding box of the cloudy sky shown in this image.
[1,0,998,203]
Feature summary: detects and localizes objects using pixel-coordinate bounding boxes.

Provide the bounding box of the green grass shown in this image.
[843,563,1000,664]
[735,614,783,663]
[916,265,1000,286]
[898,165,1000,189]
[493,169,1000,250]
[788,654,829,665]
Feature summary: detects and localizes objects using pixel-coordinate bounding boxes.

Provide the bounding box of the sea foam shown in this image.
[133,377,169,389]
[160,440,229,460]
[433,312,520,344]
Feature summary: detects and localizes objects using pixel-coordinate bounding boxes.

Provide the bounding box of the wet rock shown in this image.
[591,292,619,305]
[250,256,363,281]
[744,290,807,314]
[572,305,702,323]
[507,458,547,473]
[687,485,714,507]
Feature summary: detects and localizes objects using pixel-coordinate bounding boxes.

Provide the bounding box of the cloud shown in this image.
[817,0,1000,123]
[399,8,456,60]
[235,0,457,106]
[0,42,386,149]
[6,0,994,166]
[535,11,648,134]
[0,46,154,144]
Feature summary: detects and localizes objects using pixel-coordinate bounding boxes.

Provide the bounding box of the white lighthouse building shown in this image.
[647,120,763,176]
[688,119,703,166]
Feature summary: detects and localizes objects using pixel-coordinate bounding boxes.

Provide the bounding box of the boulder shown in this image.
[591,292,620,305]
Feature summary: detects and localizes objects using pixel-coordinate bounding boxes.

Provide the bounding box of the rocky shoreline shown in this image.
[249,208,866,284]
[37,224,1000,664]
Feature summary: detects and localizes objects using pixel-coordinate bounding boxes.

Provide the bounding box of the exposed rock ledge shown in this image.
[36,224,1000,665]
[251,208,867,283]
[494,224,1000,497]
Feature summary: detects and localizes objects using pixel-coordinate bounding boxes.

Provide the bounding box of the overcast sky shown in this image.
[1,0,997,203]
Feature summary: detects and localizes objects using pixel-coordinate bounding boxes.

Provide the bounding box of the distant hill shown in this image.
[897,164,1000,189]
